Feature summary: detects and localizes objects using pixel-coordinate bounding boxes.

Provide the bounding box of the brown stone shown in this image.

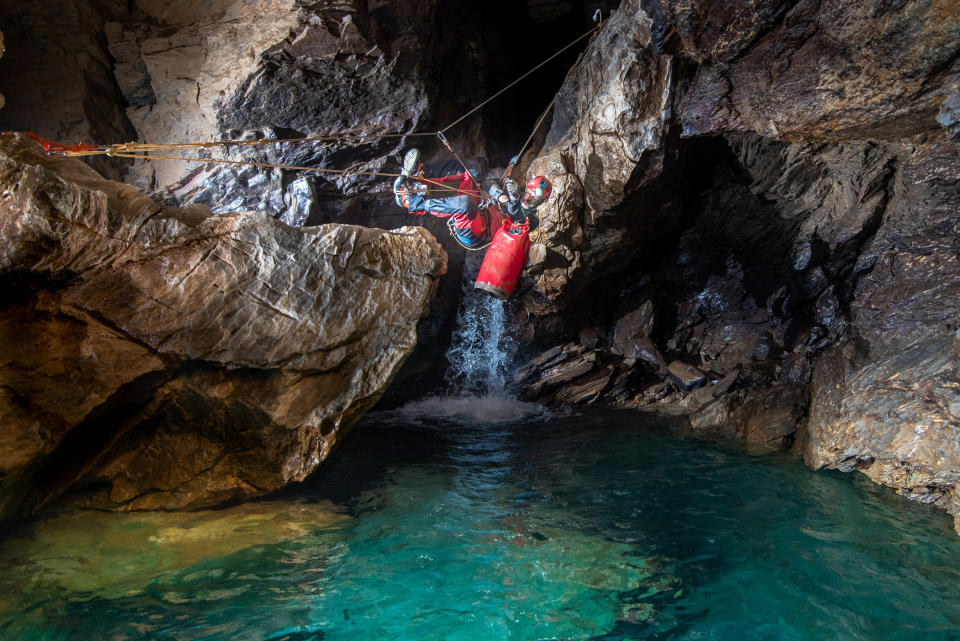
[667,361,707,391]
[552,365,615,405]
[579,326,600,349]
[610,300,656,361]
[734,384,808,449]
[799,334,960,531]
[0,132,446,517]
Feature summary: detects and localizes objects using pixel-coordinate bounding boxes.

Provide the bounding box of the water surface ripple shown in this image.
[1,403,958,640]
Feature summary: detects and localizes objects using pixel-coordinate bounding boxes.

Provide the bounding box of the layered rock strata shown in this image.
[0,132,446,519]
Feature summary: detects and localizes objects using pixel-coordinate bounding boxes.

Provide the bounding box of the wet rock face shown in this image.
[800,335,960,533]
[512,0,960,530]
[0,133,446,518]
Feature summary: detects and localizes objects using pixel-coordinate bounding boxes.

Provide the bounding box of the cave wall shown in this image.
[0,132,446,521]
[1,0,957,531]
[514,0,960,531]
[0,0,615,519]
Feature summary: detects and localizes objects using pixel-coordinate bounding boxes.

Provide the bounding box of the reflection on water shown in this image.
[1,407,959,640]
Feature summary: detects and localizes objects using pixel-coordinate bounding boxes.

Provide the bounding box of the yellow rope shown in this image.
[44,17,609,191]
[439,21,602,134]
[99,131,436,155]
[108,151,478,195]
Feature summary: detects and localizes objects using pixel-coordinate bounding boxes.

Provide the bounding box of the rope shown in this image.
[21,15,608,189]
[107,151,474,195]
[446,217,492,252]
[36,131,436,157]
[502,14,605,182]
[439,22,602,135]
[436,132,487,199]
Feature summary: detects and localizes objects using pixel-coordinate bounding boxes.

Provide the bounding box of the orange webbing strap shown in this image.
[18,132,482,198]
[24,131,106,156]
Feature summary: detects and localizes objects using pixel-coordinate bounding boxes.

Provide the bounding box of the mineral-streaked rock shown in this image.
[0,132,446,517]
[678,0,960,140]
[799,334,960,533]
[523,0,678,307]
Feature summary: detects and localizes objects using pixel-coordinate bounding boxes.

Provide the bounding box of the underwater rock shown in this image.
[0,132,446,518]
[0,499,346,617]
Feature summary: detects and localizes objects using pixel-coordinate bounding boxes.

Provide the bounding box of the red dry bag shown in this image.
[474,221,530,300]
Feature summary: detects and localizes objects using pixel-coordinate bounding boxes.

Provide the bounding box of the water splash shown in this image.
[372,395,552,426]
[443,254,516,397]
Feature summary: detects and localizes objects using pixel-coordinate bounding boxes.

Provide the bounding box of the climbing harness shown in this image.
[446,207,494,252]
[21,13,607,201]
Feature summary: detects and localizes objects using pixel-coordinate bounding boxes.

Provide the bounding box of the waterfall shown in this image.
[443,254,516,397]
[370,255,551,423]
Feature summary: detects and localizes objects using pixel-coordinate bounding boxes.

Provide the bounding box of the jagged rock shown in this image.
[780,351,813,384]
[667,361,706,391]
[676,0,960,140]
[799,334,960,532]
[523,0,678,306]
[513,342,606,400]
[689,395,737,437]
[528,352,598,398]
[633,336,669,374]
[610,300,655,361]
[0,133,446,518]
[552,365,615,405]
[664,258,779,374]
[0,0,136,180]
[688,382,806,449]
[733,384,807,449]
[634,381,675,407]
[687,369,739,407]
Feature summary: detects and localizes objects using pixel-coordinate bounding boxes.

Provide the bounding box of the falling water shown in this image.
[442,254,516,397]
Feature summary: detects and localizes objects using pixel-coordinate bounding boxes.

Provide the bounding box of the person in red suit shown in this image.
[394,148,551,248]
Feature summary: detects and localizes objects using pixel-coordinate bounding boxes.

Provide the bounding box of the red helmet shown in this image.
[522,176,552,208]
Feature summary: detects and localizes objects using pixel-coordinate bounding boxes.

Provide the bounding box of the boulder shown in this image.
[667,361,707,391]
[0,132,446,518]
[610,300,656,361]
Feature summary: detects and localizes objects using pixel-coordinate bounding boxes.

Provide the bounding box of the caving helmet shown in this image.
[522,176,552,209]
